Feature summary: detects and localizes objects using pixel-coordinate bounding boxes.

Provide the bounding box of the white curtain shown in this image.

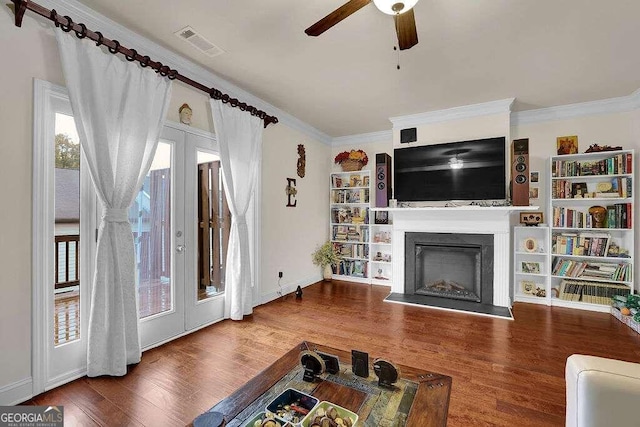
[56,32,172,376]
[210,100,263,320]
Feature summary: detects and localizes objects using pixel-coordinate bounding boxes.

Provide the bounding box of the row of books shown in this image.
[331,188,369,204]
[605,203,633,229]
[332,225,370,243]
[331,207,369,224]
[552,259,632,282]
[551,153,633,177]
[558,279,631,305]
[333,259,368,278]
[552,177,632,199]
[333,242,369,259]
[552,233,610,257]
[551,205,632,229]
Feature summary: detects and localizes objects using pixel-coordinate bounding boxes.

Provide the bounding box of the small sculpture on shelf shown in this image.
[588,205,607,228]
[584,144,623,153]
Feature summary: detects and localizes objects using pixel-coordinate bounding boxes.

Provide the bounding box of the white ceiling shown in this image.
[75,0,640,137]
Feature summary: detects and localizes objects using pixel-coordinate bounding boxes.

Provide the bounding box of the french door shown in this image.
[35,81,227,394]
[133,127,227,348]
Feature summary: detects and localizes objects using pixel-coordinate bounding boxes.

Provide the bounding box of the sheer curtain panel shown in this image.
[56,31,172,376]
[210,100,263,320]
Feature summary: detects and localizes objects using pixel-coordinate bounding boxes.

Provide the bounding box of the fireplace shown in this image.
[404,232,494,306]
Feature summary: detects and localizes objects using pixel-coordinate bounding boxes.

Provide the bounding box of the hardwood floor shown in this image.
[27,280,640,426]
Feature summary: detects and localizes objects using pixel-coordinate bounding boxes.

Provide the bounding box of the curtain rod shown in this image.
[10,0,279,128]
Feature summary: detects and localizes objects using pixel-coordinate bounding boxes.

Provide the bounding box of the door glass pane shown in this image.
[132,142,172,318]
[54,113,81,346]
[197,151,230,300]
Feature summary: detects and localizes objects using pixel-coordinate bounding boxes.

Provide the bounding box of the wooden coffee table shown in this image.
[203,341,451,426]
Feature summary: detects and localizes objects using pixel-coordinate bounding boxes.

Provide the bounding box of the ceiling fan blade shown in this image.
[305,0,371,37]
[394,8,418,50]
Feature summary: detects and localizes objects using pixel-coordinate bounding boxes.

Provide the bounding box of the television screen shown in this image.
[394,137,507,202]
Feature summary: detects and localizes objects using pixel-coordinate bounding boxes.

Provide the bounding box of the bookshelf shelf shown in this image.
[550,275,632,286]
[546,150,635,312]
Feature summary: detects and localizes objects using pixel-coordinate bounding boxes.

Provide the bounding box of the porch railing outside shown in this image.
[54,234,80,345]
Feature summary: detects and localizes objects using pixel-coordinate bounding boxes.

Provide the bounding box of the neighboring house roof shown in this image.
[55,168,79,223]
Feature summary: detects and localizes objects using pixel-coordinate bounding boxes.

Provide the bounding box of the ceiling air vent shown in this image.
[174,26,225,58]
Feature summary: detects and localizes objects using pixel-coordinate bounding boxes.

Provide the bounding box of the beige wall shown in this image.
[0,11,65,393]
[261,126,330,299]
[0,10,329,399]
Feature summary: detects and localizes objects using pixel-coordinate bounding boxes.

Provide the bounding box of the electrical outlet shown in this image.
[278,271,283,278]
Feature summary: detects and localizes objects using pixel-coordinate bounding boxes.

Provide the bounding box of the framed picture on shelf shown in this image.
[571,182,588,198]
[523,237,538,253]
[362,175,370,187]
[349,175,361,187]
[521,261,541,274]
[374,211,388,224]
[521,280,535,294]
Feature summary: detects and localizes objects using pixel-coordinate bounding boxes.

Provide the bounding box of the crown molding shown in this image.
[389,98,515,130]
[36,0,332,145]
[331,130,392,147]
[512,89,640,126]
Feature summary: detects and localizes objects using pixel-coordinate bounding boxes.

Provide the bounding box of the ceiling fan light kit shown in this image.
[373,0,419,15]
[305,0,419,51]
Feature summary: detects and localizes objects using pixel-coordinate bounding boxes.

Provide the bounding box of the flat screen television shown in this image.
[393,136,507,202]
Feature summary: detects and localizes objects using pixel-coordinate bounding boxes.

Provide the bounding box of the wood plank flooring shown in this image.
[26,280,640,426]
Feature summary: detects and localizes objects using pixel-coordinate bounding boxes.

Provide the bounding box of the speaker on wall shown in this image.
[400,128,417,144]
[375,153,392,207]
[511,138,529,206]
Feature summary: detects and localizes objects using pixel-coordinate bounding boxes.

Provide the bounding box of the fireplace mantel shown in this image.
[380,206,539,309]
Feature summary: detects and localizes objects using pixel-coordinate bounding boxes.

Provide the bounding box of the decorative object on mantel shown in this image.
[335,149,368,171]
[557,135,579,155]
[178,103,192,125]
[285,178,297,207]
[588,205,607,228]
[585,144,623,153]
[297,144,306,178]
[519,211,544,226]
[312,241,340,280]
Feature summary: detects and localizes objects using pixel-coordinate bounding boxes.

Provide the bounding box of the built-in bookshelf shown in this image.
[330,171,371,283]
[370,211,393,285]
[513,226,550,305]
[547,150,635,312]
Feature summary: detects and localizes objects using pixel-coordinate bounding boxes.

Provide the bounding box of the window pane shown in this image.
[54,113,81,346]
[132,142,172,318]
[197,152,229,300]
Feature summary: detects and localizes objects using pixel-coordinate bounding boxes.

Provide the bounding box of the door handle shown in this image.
[176,245,186,253]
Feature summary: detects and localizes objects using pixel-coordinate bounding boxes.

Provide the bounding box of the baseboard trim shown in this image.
[259,274,322,305]
[0,377,33,405]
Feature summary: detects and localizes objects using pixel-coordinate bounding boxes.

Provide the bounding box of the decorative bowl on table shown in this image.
[302,401,358,427]
[265,388,319,426]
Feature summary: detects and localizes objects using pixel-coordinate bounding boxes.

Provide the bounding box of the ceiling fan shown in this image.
[305,0,419,50]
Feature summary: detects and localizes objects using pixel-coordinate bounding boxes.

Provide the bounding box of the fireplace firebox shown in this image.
[405,232,494,306]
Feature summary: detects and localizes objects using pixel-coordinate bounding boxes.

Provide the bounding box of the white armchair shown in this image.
[566,354,640,427]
